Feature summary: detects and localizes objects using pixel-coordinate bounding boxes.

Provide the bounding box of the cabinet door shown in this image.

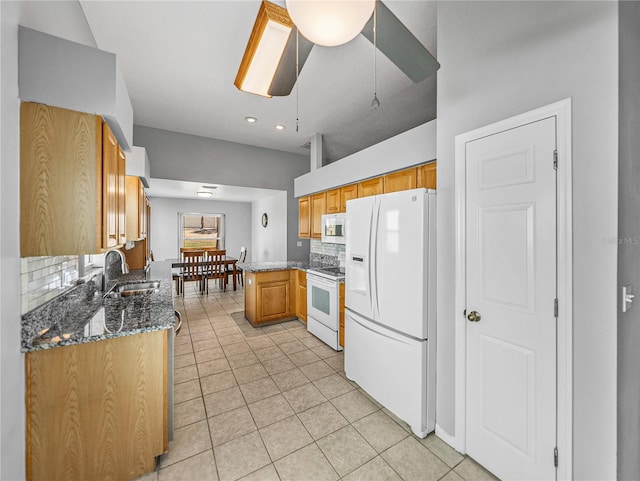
[298,196,311,238]
[117,146,127,245]
[358,177,384,197]
[139,182,147,238]
[340,184,358,212]
[417,161,437,189]
[296,270,307,323]
[310,193,325,239]
[103,122,119,248]
[125,176,141,241]
[257,280,291,321]
[325,188,341,214]
[384,167,417,193]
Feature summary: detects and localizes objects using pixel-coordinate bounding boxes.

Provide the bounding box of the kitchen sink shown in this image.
[104,280,160,298]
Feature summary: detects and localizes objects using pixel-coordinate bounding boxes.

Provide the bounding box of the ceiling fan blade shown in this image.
[268,28,314,96]
[361,1,440,83]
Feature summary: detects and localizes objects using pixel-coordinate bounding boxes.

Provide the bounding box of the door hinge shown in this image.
[553,150,558,170]
[554,447,559,467]
[554,298,559,318]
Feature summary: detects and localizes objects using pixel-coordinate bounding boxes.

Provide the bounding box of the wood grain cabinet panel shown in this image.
[296,269,307,323]
[358,177,384,197]
[26,330,167,481]
[310,193,326,239]
[384,167,417,193]
[340,184,358,212]
[20,102,127,255]
[125,176,148,242]
[117,146,127,245]
[417,161,437,189]
[298,196,311,238]
[244,270,296,326]
[325,188,341,214]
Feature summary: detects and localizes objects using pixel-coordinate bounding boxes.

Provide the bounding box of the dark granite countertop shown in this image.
[237,261,341,273]
[21,261,175,352]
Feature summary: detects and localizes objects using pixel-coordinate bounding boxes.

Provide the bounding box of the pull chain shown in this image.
[296,29,300,132]
[371,4,380,110]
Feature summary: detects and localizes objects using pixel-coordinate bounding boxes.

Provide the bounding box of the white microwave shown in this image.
[321,214,346,244]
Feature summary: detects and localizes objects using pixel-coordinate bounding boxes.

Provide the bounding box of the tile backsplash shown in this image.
[310,240,346,266]
[20,256,80,315]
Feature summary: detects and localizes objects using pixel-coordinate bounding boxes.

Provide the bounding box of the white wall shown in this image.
[437,2,618,479]
[252,192,287,262]
[148,197,252,262]
[294,121,436,196]
[1,2,98,479]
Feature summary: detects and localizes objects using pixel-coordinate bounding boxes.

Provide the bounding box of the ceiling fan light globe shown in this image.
[286,0,375,47]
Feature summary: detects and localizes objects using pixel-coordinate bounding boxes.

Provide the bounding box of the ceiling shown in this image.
[80,0,437,200]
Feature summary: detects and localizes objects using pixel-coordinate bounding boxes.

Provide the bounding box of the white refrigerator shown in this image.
[345,188,436,438]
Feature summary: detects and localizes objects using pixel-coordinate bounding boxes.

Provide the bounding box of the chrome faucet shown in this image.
[104,248,129,288]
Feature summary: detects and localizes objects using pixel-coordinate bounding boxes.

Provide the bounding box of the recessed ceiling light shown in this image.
[275,124,286,130]
[245,116,258,123]
[197,191,213,198]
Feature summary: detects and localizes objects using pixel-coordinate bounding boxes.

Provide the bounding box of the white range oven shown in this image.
[306,266,345,351]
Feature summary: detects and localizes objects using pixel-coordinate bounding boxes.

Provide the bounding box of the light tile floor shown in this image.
[138,283,498,481]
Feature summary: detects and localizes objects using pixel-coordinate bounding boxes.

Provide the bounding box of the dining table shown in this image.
[170,256,239,292]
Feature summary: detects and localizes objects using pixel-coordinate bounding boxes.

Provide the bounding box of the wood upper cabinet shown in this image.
[296,269,307,323]
[298,196,311,238]
[417,161,437,189]
[384,167,417,193]
[310,192,325,239]
[26,330,167,481]
[20,102,127,256]
[340,184,358,212]
[125,176,147,241]
[358,177,384,197]
[117,146,127,245]
[325,188,341,214]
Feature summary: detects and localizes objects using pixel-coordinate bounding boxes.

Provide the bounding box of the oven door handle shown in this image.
[306,274,338,288]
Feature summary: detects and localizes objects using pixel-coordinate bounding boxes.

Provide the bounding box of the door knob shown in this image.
[467,310,481,322]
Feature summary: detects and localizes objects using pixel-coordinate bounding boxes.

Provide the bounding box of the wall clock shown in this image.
[261,212,268,228]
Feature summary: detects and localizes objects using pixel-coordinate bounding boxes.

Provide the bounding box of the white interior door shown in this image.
[465,117,557,480]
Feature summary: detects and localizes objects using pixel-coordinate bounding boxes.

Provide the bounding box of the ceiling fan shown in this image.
[234,0,440,98]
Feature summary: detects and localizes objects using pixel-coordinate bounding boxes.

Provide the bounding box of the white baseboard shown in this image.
[435,424,459,451]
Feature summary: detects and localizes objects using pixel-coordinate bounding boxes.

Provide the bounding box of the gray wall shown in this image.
[437,2,618,479]
[1,2,97,479]
[134,125,310,261]
[618,2,640,479]
[148,197,252,263]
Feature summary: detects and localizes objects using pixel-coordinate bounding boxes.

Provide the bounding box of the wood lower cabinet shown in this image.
[417,161,437,189]
[296,269,307,323]
[384,167,417,193]
[339,282,345,348]
[244,270,297,326]
[358,177,384,197]
[298,196,311,238]
[20,102,127,256]
[26,330,168,481]
[310,193,326,239]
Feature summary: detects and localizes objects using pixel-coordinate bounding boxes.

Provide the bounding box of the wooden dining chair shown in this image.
[205,249,227,294]
[226,247,247,287]
[181,250,204,296]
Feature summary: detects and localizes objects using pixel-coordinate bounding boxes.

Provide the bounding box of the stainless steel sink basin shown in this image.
[104,280,160,298]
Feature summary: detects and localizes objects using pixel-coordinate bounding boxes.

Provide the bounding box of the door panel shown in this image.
[345,196,374,320]
[466,117,556,481]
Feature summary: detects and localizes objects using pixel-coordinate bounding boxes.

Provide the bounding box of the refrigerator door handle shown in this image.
[372,198,382,320]
[348,311,417,346]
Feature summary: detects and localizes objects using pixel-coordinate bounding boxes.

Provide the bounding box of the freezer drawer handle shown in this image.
[467,310,481,322]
